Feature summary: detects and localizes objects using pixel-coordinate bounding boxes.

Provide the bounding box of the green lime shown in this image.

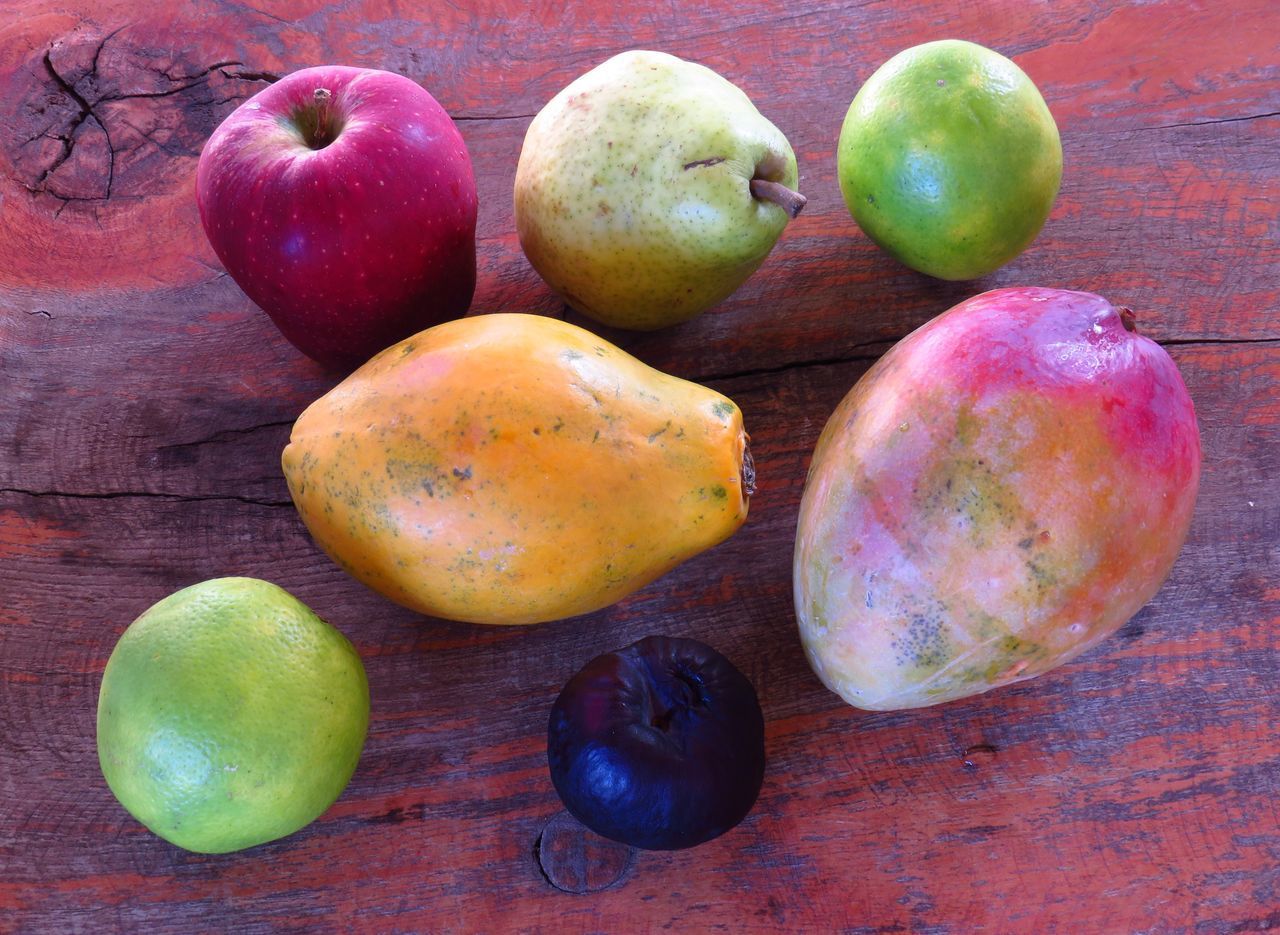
[837,39,1062,280]
[96,577,369,854]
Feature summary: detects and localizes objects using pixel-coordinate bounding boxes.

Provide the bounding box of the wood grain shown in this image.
[1,0,1277,932]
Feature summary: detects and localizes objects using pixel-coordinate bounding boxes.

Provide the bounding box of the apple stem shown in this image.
[313,88,332,144]
[1118,306,1138,333]
[749,179,807,219]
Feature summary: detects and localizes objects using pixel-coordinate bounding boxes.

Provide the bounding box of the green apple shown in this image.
[514,50,806,330]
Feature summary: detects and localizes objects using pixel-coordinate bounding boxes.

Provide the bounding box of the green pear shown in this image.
[514,50,806,330]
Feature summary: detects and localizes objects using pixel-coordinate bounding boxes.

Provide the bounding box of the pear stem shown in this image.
[750,179,807,219]
[313,88,332,143]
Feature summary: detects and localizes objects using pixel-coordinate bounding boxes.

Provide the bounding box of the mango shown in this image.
[282,314,752,625]
[794,288,1200,710]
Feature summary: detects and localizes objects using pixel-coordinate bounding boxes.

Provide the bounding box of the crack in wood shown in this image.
[692,334,1280,387]
[117,116,185,157]
[1160,336,1280,347]
[163,59,242,82]
[217,67,280,83]
[23,31,278,205]
[240,3,292,26]
[156,419,296,451]
[692,342,898,386]
[451,113,538,122]
[0,487,292,508]
[189,255,229,280]
[36,51,104,193]
[1139,110,1280,132]
[88,24,126,77]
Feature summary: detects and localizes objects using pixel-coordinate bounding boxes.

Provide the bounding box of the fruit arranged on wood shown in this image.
[547,636,765,850]
[794,288,1201,710]
[96,578,369,853]
[515,50,806,330]
[837,40,1062,280]
[196,65,478,370]
[282,314,754,625]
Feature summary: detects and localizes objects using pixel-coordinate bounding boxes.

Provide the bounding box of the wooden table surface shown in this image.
[2,1,1277,932]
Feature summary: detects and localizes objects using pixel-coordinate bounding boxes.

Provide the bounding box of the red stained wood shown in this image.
[1,1,1277,932]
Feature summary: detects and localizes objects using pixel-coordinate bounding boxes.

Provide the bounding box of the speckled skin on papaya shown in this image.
[514,50,800,330]
[794,288,1201,710]
[282,314,751,625]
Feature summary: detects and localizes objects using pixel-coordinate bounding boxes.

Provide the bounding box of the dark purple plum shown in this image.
[547,635,765,851]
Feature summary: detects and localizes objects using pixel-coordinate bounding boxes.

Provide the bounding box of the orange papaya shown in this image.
[283,314,752,625]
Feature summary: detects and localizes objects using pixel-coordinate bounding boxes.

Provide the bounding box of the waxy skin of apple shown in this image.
[794,288,1201,710]
[197,65,477,370]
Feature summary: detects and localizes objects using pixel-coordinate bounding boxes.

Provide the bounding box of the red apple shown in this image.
[196,65,477,370]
